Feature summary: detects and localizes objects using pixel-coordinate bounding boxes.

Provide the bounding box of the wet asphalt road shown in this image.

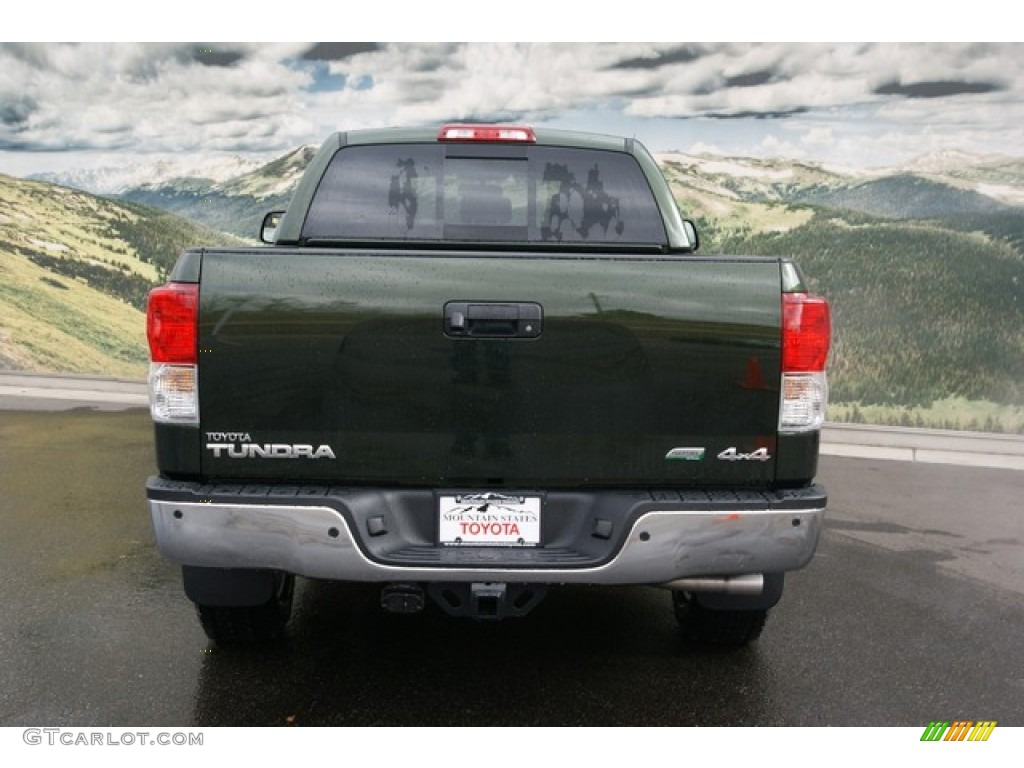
[1,407,1022,727]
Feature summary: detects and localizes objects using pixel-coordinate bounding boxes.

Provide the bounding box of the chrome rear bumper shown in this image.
[148,480,824,585]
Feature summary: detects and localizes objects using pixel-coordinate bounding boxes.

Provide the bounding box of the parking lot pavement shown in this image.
[1,408,1022,727]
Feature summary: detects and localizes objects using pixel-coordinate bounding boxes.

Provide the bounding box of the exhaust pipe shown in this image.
[660,574,764,595]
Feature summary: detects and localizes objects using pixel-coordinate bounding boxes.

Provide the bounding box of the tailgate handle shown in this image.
[444,301,543,339]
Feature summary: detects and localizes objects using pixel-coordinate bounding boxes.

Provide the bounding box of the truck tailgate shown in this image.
[196,249,783,487]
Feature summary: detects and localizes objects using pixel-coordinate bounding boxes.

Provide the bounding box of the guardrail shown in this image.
[0,371,148,409]
[821,423,1024,471]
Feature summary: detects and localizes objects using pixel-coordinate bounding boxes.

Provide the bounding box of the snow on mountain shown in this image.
[34,144,1022,214]
[30,154,269,195]
[215,146,318,199]
[974,183,1024,206]
[657,150,1024,208]
[657,153,795,180]
[899,149,1000,174]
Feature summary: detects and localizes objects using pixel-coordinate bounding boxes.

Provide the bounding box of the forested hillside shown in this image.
[709,211,1023,410]
[0,174,240,376]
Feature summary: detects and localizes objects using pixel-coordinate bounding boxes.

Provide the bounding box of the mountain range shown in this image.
[30,154,268,196]
[106,147,315,240]
[6,145,1024,430]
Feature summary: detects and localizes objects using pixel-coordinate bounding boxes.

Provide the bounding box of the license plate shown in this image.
[438,493,541,547]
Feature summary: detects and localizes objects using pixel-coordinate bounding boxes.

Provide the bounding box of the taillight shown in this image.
[437,123,536,143]
[780,292,831,433]
[146,283,199,425]
[147,283,198,364]
[782,293,831,373]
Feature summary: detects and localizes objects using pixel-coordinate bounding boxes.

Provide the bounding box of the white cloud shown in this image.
[687,142,729,157]
[801,127,836,148]
[1,42,1022,175]
[759,135,806,159]
[0,43,315,154]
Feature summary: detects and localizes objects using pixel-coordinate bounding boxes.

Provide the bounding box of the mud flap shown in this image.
[183,565,280,607]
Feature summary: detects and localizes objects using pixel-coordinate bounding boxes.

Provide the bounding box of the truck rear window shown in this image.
[302,144,667,246]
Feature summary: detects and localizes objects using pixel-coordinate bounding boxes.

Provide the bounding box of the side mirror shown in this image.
[682,219,700,252]
[260,210,285,244]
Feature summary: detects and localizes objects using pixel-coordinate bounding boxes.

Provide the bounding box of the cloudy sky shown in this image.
[1,41,1022,181]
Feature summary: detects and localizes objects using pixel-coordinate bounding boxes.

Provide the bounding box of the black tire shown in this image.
[672,590,768,649]
[196,572,295,644]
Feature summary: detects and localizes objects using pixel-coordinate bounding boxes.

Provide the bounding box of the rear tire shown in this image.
[672,590,768,649]
[196,571,295,644]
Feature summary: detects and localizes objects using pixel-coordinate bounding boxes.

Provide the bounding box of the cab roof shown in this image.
[327,124,636,154]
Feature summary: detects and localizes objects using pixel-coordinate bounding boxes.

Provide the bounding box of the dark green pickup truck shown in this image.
[145,123,831,647]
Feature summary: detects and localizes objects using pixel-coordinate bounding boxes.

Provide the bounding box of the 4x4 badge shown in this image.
[717,447,771,462]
